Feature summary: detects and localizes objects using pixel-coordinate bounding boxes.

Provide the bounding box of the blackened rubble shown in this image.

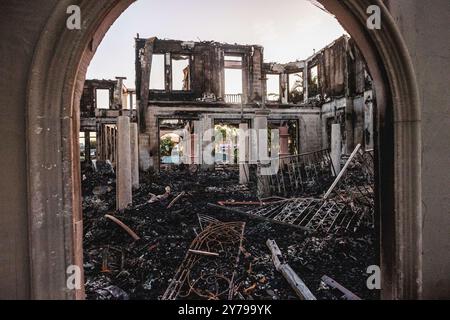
[81,35,378,300]
[82,165,378,300]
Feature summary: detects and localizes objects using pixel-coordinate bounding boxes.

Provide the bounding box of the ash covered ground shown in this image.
[82,164,379,300]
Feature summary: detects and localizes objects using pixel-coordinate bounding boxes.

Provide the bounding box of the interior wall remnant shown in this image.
[114,77,128,109]
[318,36,347,98]
[352,95,365,148]
[299,114,322,153]
[309,65,319,97]
[137,37,157,133]
[364,90,374,150]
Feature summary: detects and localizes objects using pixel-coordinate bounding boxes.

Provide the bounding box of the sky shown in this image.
[87,0,347,89]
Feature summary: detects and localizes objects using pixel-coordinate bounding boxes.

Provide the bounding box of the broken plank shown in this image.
[105,214,140,241]
[321,275,362,300]
[167,191,186,209]
[323,144,362,199]
[188,249,220,257]
[266,239,316,300]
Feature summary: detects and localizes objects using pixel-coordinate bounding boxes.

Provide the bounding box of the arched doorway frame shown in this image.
[26,0,421,299]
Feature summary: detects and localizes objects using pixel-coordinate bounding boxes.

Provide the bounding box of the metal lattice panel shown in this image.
[259,149,335,197]
[245,198,367,234]
[162,221,245,300]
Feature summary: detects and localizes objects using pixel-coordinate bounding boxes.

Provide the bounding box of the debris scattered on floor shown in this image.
[148,186,171,204]
[83,165,379,300]
[218,145,375,235]
[104,214,141,241]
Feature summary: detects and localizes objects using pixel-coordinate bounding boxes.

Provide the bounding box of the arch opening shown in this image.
[26,0,421,300]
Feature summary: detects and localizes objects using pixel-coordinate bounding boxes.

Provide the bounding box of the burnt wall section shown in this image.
[262,36,371,105]
[135,35,375,171]
[81,79,134,117]
[135,38,264,104]
[79,79,137,166]
[81,79,116,117]
[135,35,372,109]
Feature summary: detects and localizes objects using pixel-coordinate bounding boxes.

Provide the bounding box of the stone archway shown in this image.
[26,0,421,299]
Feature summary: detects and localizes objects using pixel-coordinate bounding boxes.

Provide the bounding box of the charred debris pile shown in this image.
[82,148,378,300]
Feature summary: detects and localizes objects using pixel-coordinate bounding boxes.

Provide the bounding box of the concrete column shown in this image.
[303,62,309,103]
[104,126,109,162]
[130,123,139,190]
[227,139,234,165]
[190,134,196,165]
[96,124,102,160]
[102,125,108,161]
[141,108,158,171]
[253,110,270,161]
[116,116,132,210]
[279,125,290,165]
[111,127,116,165]
[180,125,191,165]
[239,123,249,184]
[113,127,117,164]
[129,92,134,110]
[254,109,270,197]
[194,120,203,167]
[201,116,215,170]
[331,124,342,176]
[138,133,151,171]
[364,90,374,150]
[84,131,90,163]
[280,74,288,104]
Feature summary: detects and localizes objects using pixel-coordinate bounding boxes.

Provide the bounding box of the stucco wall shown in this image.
[387,0,450,299]
[0,0,59,299]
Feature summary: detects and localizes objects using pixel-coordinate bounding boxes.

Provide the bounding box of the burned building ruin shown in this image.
[79,35,378,300]
[81,35,374,173]
[2,0,449,302]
